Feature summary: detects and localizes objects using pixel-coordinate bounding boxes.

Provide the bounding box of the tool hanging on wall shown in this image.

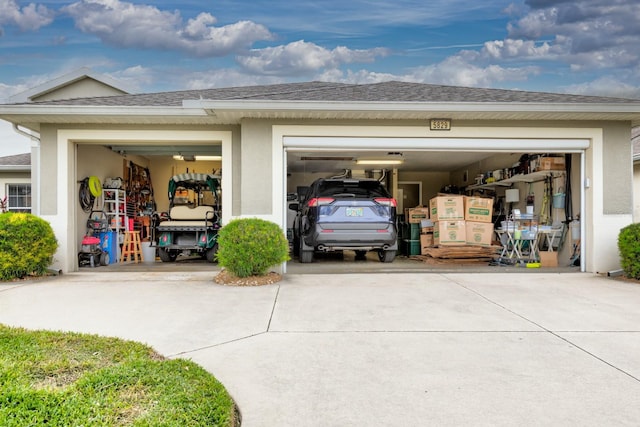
[539,176,552,225]
[526,184,535,215]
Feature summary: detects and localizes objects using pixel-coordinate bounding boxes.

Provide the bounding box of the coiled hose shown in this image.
[79,177,94,212]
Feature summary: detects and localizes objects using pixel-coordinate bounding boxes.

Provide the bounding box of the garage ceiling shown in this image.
[287,150,496,173]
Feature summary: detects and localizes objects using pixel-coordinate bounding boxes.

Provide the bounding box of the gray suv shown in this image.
[293,178,398,263]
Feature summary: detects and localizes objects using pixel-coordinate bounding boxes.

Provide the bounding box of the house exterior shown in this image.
[633,127,640,221]
[1,80,640,274]
[0,153,31,212]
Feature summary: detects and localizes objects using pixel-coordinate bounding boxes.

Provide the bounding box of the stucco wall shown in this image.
[39,125,58,215]
[634,162,640,221]
[240,119,273,215]
[602,123,632,215]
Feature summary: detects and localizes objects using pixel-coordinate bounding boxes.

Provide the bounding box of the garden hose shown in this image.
[79,177,95,213]
[88,176,102,197]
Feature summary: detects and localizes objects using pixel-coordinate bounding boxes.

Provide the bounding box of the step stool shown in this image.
[120,231,144,263]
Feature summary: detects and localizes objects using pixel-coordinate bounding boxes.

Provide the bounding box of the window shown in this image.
[6,184,31,213]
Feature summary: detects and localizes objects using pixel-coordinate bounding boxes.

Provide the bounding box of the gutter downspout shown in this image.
[12,124,41,216]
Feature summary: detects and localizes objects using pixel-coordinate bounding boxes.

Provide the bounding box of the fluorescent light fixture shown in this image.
[356,159,404,165]
[173,155,222,161]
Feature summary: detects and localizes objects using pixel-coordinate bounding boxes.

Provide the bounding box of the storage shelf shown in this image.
[467,170,565,190]
[102,189,127,235]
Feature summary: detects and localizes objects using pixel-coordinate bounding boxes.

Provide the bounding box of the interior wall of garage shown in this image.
[148,157,221,212]
[397,171,449,204]
[76,145,149,248]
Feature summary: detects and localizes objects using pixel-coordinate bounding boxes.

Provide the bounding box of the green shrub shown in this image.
[618,223,640,279]
[0,213,58,280]
[217,218,290,277]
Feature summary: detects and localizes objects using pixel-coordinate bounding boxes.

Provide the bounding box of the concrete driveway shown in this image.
[1,271,640,426]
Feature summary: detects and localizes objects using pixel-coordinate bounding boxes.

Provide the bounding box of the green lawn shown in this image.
[0,324,238,426]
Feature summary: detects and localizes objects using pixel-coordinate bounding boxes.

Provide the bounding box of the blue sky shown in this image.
[1,0,640,154]
[2,0,640,97]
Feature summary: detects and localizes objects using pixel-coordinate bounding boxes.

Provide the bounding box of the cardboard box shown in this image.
[420,233,434,253]
[434,220,466,246]
[465,221,494,246]
[465,196,493,223]
[406,206,430,223]
[537,156,565,171]
[430,196,464,221]
[539,251,559,267]
[421,226,434,234]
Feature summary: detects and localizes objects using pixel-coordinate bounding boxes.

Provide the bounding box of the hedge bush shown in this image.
[618,223,640,279]
[217,218,290,277]
[0,213,58,280]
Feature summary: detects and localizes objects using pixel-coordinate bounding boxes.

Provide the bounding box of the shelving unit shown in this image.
[102,189,127,236]
[467,170,565,190]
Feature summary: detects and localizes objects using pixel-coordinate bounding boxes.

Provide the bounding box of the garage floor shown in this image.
[95,250,578,274]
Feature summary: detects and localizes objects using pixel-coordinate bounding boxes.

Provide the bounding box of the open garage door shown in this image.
[284,136,587,273]
[74,137,227,271]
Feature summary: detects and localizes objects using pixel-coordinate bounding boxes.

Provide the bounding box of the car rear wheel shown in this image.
[299,238,314,263]
[378,249,396,263]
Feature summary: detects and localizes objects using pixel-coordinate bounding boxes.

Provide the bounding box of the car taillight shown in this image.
[374,198,397,207]
[308,197,335,207]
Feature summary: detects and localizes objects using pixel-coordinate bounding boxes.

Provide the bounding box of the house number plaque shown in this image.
[430,118,451,131]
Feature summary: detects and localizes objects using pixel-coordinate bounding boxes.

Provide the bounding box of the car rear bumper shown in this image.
[304,226,398,251]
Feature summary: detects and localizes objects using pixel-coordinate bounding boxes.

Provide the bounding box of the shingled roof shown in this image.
[0,153,30,169]
[11,81,639,107]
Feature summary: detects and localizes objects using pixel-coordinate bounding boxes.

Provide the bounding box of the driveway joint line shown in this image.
[165,331,267,358]
[443,275,640,384]
[266,284,281,332]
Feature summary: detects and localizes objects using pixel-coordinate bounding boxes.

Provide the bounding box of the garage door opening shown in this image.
[75,142,224,270]
[285,143,584,273]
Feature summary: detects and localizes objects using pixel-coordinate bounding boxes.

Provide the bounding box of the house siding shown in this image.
[602,122,632,215]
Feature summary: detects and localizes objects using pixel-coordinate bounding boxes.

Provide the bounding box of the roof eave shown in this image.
[0,165,30,172]
[183,99,640,114]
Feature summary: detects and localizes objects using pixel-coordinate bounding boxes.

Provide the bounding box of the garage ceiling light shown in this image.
[300,156,354,161]
[356,159,404,165]
[173,155,221,161]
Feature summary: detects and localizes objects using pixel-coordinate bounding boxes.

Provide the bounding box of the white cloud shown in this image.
[315,69,400,84]
[63,0,274,57]
[481,39,554,61]
[563,76,640,99]
[104,65,154,92]
[236,40,390,76]
[181,68,286,90]
[0,0,54,31]
[313,54,540,89]
[405,55,539,87]
[0,121,31,156]
[506,1,640,69]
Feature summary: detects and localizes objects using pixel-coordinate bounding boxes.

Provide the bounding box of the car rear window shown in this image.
[316,180,390,198]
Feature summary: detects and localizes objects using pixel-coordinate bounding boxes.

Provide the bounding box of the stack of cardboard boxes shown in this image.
[406,195,494,255]
[404,206,430,256]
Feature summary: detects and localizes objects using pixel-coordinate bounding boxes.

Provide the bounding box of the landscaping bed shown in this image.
[0,324,239,426]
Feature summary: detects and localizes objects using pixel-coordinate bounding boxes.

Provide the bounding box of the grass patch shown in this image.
[0,324,238,426]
